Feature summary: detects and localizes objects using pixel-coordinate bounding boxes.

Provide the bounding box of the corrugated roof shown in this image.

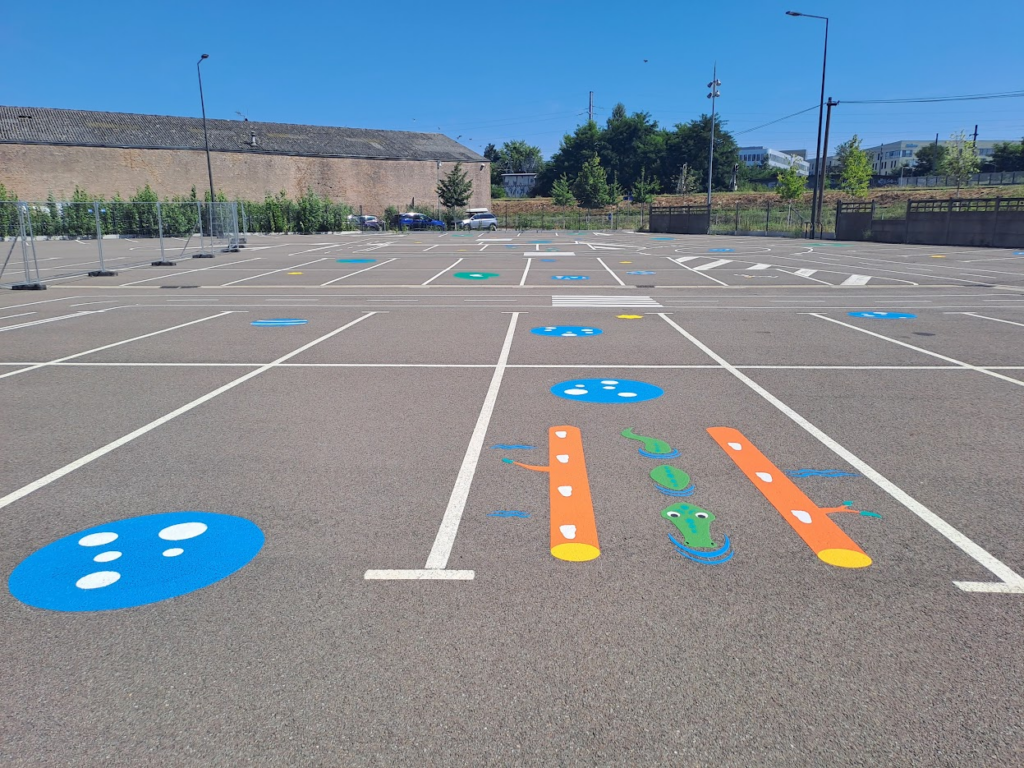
[0,105,485,162]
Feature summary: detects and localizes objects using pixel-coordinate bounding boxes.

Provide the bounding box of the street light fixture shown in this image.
[786,11,829,238]
[706,65,721,212]
[197,53,216,249]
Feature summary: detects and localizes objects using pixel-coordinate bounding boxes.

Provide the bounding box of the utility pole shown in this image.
[972,124,979,144]
[817,98,839,239]
[706,64,721,212]
[588,91,594,123]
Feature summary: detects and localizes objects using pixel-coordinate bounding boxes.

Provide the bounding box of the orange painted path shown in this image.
[708,427,871,569]
[512,426,600,562]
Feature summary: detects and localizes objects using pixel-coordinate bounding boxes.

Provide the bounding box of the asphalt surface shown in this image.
[2,231,1024,767]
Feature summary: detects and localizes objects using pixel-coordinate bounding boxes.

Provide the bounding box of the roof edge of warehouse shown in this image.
[0,105,486,163]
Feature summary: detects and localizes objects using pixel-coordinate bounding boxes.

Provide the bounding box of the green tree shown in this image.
[940,130,980,194]
[436,162,473,214]
[992,139,1024,172]
[572,154,612,208]
[835,135,872,197]
[494,140,544,174]
[775,165,806,201]
[599,104,666,191]
[911,143,946,176]
[535,120,602,196]
[661,114,739,194]
[550,174,576,207]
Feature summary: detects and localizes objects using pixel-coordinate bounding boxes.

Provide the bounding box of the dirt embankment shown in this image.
[493,185,1024,213]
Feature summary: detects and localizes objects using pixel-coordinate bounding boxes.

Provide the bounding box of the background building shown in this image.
[501,172,537,198]
[867,139,1005,174]
[0,106,490,212]
[738,147,810,175]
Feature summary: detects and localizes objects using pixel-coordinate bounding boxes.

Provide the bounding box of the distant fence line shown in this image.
[650,201,838,237]
[898,171,1024,188]
[836,197,1024,248]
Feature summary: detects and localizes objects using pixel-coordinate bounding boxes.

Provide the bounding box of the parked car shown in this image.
[393,212,446,231]
[459,211,498,231]
[351,215,380,231]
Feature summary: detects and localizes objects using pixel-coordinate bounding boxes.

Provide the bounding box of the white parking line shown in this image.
[519,257,532,286]
[596,257,626,286]
[0,313,379,512]
[658,313,1024,595]
[121,257,262,286]
[421,258,463,285]
[220,257,329,286]
[953,312,1024,329]
[320,258,397,286]
[0,311,237,380]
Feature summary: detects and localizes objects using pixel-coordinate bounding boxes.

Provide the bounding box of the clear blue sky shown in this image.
[4,0,1022,159]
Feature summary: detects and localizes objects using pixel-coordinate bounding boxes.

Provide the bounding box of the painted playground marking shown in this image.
[553,295,662,307]
[531,326,602,337]
[658,313,1024,593]
[848,311,916,319]
[551,378,663,404]
[252,318,308,327]
[9,512,263,611]
[365,312,521,580]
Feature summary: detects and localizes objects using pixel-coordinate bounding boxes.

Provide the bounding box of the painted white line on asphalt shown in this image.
[777,268,833,285]
[0,295,86,309]
[421,258,463,285]
[748,263,772,270]
[596,257,626,286]
[320,258,397,286]
[526,251,575,256]
[220,257,329,286]
[693,259,733,271]
[519,258,532,286]
[794,268,818,277]
[955,312,1024,329]
[424,245,439,251]
[0,312,36,321]
[0,311,94,332]
[658,312,1024,595]
[364,569,475,580]
[666,257,729,286]
[121,257,262,286]
[0,311,237,380]
[808,313,1024,388]
[0,313,379,512]
[841,274,872,286]
[419,312,520,575]
[70,301,118,307]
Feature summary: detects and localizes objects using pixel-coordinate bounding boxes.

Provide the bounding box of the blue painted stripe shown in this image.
[668,533,733,559]
[638,448,681,459]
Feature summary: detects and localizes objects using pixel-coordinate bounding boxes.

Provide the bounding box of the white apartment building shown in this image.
[808,139,1010,175]
[738,147,810,176]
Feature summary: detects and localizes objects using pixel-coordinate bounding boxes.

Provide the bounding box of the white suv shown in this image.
[459,211,498,231]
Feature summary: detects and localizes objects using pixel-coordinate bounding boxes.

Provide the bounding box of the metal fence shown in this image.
[495,204,646,231]
[899,171,1024,188]
[0,201,239,288]
[650,201,840,237]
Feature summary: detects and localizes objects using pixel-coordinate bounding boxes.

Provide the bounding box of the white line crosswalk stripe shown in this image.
[693,259,733,271]
[841,274,872,285]
[553,295,662,307]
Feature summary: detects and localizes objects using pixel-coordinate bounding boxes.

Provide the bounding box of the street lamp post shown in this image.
[706,65,721,213]
[786,11,828,238]
[197,54,216,253]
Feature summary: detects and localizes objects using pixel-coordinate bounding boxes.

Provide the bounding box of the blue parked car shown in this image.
[393,212,446,231]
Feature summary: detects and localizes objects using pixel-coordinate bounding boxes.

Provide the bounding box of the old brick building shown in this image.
[0,106,490,213]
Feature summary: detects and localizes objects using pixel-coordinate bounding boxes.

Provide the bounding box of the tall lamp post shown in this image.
[197,54,216,247]
[786,11,828,238]
[706,65,721,212]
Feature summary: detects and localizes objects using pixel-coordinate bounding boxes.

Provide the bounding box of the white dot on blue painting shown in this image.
[8,512,264,612]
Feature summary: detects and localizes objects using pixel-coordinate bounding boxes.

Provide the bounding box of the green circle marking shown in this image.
[454,271,500,280]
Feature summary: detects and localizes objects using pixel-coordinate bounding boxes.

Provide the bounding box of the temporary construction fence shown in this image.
[0,201,240,288]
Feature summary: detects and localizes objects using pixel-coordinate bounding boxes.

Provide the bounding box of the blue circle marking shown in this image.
[531,326,603,337]
[552,275,589,280]
[551,378,663,404]
[336,258,375,263]
[9,512,264,612]
[252,318,307,327]
[627,270,656,275]
[709,248,735,252]
[540,258,557,262]
[848,311,917,319]
[1014,251,1024,256]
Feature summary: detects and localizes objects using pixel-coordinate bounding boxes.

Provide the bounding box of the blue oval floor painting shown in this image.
[848,311,916,319]
[252,319,307,327]
[9,512,264,612]
[551,378,663,403]
[552,275,589,281]
[336,259,375,263]
[531,326,603,337]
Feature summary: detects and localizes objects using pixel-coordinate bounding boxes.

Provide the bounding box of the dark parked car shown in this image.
[392,212,446,231]
[349,215,380,231]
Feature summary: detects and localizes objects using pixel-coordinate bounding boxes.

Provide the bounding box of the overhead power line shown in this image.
[844,89,1024,105]
[733,105,819,137]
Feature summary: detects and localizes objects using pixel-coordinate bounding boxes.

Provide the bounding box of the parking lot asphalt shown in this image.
[2,231,1024,766]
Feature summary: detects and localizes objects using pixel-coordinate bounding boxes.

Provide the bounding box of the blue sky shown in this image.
[4,0,1022,159]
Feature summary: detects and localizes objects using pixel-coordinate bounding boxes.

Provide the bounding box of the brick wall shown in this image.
[0,143,491,213]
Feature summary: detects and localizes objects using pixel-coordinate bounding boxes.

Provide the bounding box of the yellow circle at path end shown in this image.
[551,542,601,562]
[818,548,872,568]
[288,271,303,275]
